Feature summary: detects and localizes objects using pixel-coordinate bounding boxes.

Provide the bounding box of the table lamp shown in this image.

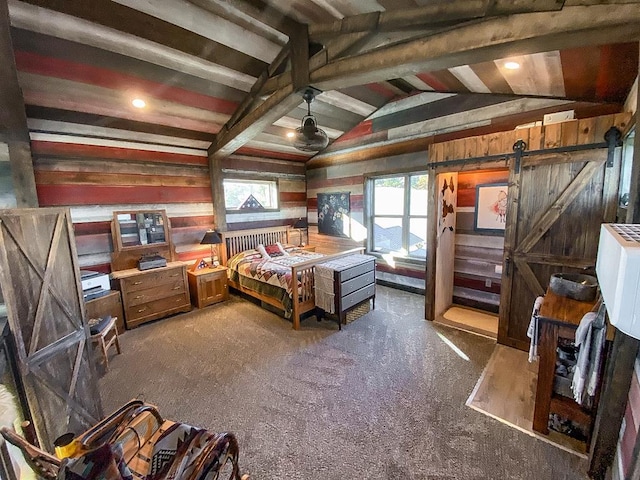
[200,230,222,267]
[292,218,307,247]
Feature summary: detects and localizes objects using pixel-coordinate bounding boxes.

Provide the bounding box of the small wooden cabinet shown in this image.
[188,267,229,309]
[85,291,125,334]
[111,263,191,329]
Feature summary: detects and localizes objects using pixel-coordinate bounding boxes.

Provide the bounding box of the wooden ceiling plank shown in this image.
[10,27,247,102]
[111,0,281,62]
[469,60,515,95]
[18,0,268,78]
[25,105,214,142]
[9,1,256,91]
[186,0,288,45]
[209,0,299,37]
[0,0,37,206]
[309,5,640,91]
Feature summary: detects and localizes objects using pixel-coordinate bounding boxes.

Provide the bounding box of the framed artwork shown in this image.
[474,183,508,232]
[317,192,350,237]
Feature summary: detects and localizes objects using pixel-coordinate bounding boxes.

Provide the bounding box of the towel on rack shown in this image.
[314,264,335,314]
[527,296,545,362]
[571,304,606,404]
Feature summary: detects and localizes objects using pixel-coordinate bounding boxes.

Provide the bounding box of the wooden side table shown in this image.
[85,290,125,334]
[187,267,229,308]
[533,289,610,446]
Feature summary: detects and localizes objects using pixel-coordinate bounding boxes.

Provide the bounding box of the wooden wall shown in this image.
[306,151,426,282]
[0,142,17,208]
[454,169,509,312]
[612,355,640,479]
[222,154,307,234]
[31,136,214,273]
[429,113,632,163]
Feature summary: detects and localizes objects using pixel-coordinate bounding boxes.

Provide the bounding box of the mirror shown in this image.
[114,210,168,249]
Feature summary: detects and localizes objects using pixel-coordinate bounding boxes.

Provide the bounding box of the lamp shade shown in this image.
[292,218,307,229]
[200,230,222,245]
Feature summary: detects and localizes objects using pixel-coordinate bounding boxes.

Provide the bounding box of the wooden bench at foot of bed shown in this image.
[220,226,366,329]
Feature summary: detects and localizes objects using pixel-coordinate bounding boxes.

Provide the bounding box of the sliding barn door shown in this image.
[0,208,102,449]
[498,148,619,350]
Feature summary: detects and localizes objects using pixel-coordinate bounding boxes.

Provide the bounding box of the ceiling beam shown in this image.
[0,0,37,206]
[310,4,640,91]
[208,3,640,159]
[307,0,567,42]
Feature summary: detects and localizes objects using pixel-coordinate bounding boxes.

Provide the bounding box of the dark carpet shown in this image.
[99,286,587,479]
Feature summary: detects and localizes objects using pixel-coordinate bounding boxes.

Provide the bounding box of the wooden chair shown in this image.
[89,316,121,370]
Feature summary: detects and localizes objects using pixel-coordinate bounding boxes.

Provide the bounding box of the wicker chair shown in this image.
[0,400,248,480]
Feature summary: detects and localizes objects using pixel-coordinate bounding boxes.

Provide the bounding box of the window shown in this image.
[368,173,428,259]
[223,178,278,211]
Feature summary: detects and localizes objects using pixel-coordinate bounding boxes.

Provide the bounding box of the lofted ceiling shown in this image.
[6,0,640,168]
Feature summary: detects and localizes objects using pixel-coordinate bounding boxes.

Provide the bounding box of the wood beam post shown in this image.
[0,0,37,207]
[588,48,640,480]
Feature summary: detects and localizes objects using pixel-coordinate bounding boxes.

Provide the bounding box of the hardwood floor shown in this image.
[437,305,498,338]
[467,344,588,456]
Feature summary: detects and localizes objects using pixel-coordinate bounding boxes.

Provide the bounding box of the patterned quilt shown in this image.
[228,248,323,296]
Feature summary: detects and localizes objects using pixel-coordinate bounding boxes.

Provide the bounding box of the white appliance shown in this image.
[80,270,110,292]
[596,224,640,339]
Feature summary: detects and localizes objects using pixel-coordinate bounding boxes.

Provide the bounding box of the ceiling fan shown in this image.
[290,87,329,152]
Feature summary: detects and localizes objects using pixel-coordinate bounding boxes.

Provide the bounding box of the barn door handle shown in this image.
[505,257,511,277]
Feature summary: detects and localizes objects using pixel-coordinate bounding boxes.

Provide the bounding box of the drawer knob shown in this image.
[172,286,181,290]
[133,281,142,285]
[137,307,147,313]
[170,274,179,277]
[135,295,143,299]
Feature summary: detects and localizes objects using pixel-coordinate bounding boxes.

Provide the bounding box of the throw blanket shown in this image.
[527,296,545,363]
[314,265,335,313]
[571,303,606,405]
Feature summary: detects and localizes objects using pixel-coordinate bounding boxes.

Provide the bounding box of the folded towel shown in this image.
[527,296,544,362]
[571,304,606,404]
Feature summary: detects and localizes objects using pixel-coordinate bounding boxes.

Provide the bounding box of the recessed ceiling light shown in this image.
[132,98,146,108]
[504,61,520,70]
[286,131,295,138]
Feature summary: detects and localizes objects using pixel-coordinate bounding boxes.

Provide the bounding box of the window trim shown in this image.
[365,171,428,262]
[223,176,280,214]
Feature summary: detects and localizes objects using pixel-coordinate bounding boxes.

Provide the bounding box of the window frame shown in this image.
[366,171,428,262]
[223,176,280,213]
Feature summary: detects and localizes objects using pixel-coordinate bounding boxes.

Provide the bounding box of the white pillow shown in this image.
[276,241,290,256]
[256,244,271,259]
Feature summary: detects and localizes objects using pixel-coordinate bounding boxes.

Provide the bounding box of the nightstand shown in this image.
[300,245,316,252]
[187,267,229,309]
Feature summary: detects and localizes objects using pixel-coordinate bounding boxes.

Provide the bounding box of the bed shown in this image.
[220,226,364,329]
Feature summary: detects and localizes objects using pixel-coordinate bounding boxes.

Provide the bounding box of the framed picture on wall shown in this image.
[474,183,508,232]
[317,192,350,237]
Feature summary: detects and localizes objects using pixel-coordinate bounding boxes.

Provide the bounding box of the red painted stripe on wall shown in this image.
[37,184,212,206]
[307,176,363,190]
[169,215,215,228]
[366,83,398,100]
[15,51,238,115]
[223,157,306,176]
[73,221,111,236]
[31,141,208,165]
[335,120,373,143]
[280,192,306,203]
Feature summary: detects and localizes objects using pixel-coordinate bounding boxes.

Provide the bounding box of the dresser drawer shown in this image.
[125,280,186,307]
[340,283,376,311]
[121,267,185,292]
[336,260,375,282]
[341,270,375,297]
[126,292,189,322]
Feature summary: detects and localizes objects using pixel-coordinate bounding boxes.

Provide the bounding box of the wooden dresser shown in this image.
[111,262,191,329]
[316,254,376,329]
